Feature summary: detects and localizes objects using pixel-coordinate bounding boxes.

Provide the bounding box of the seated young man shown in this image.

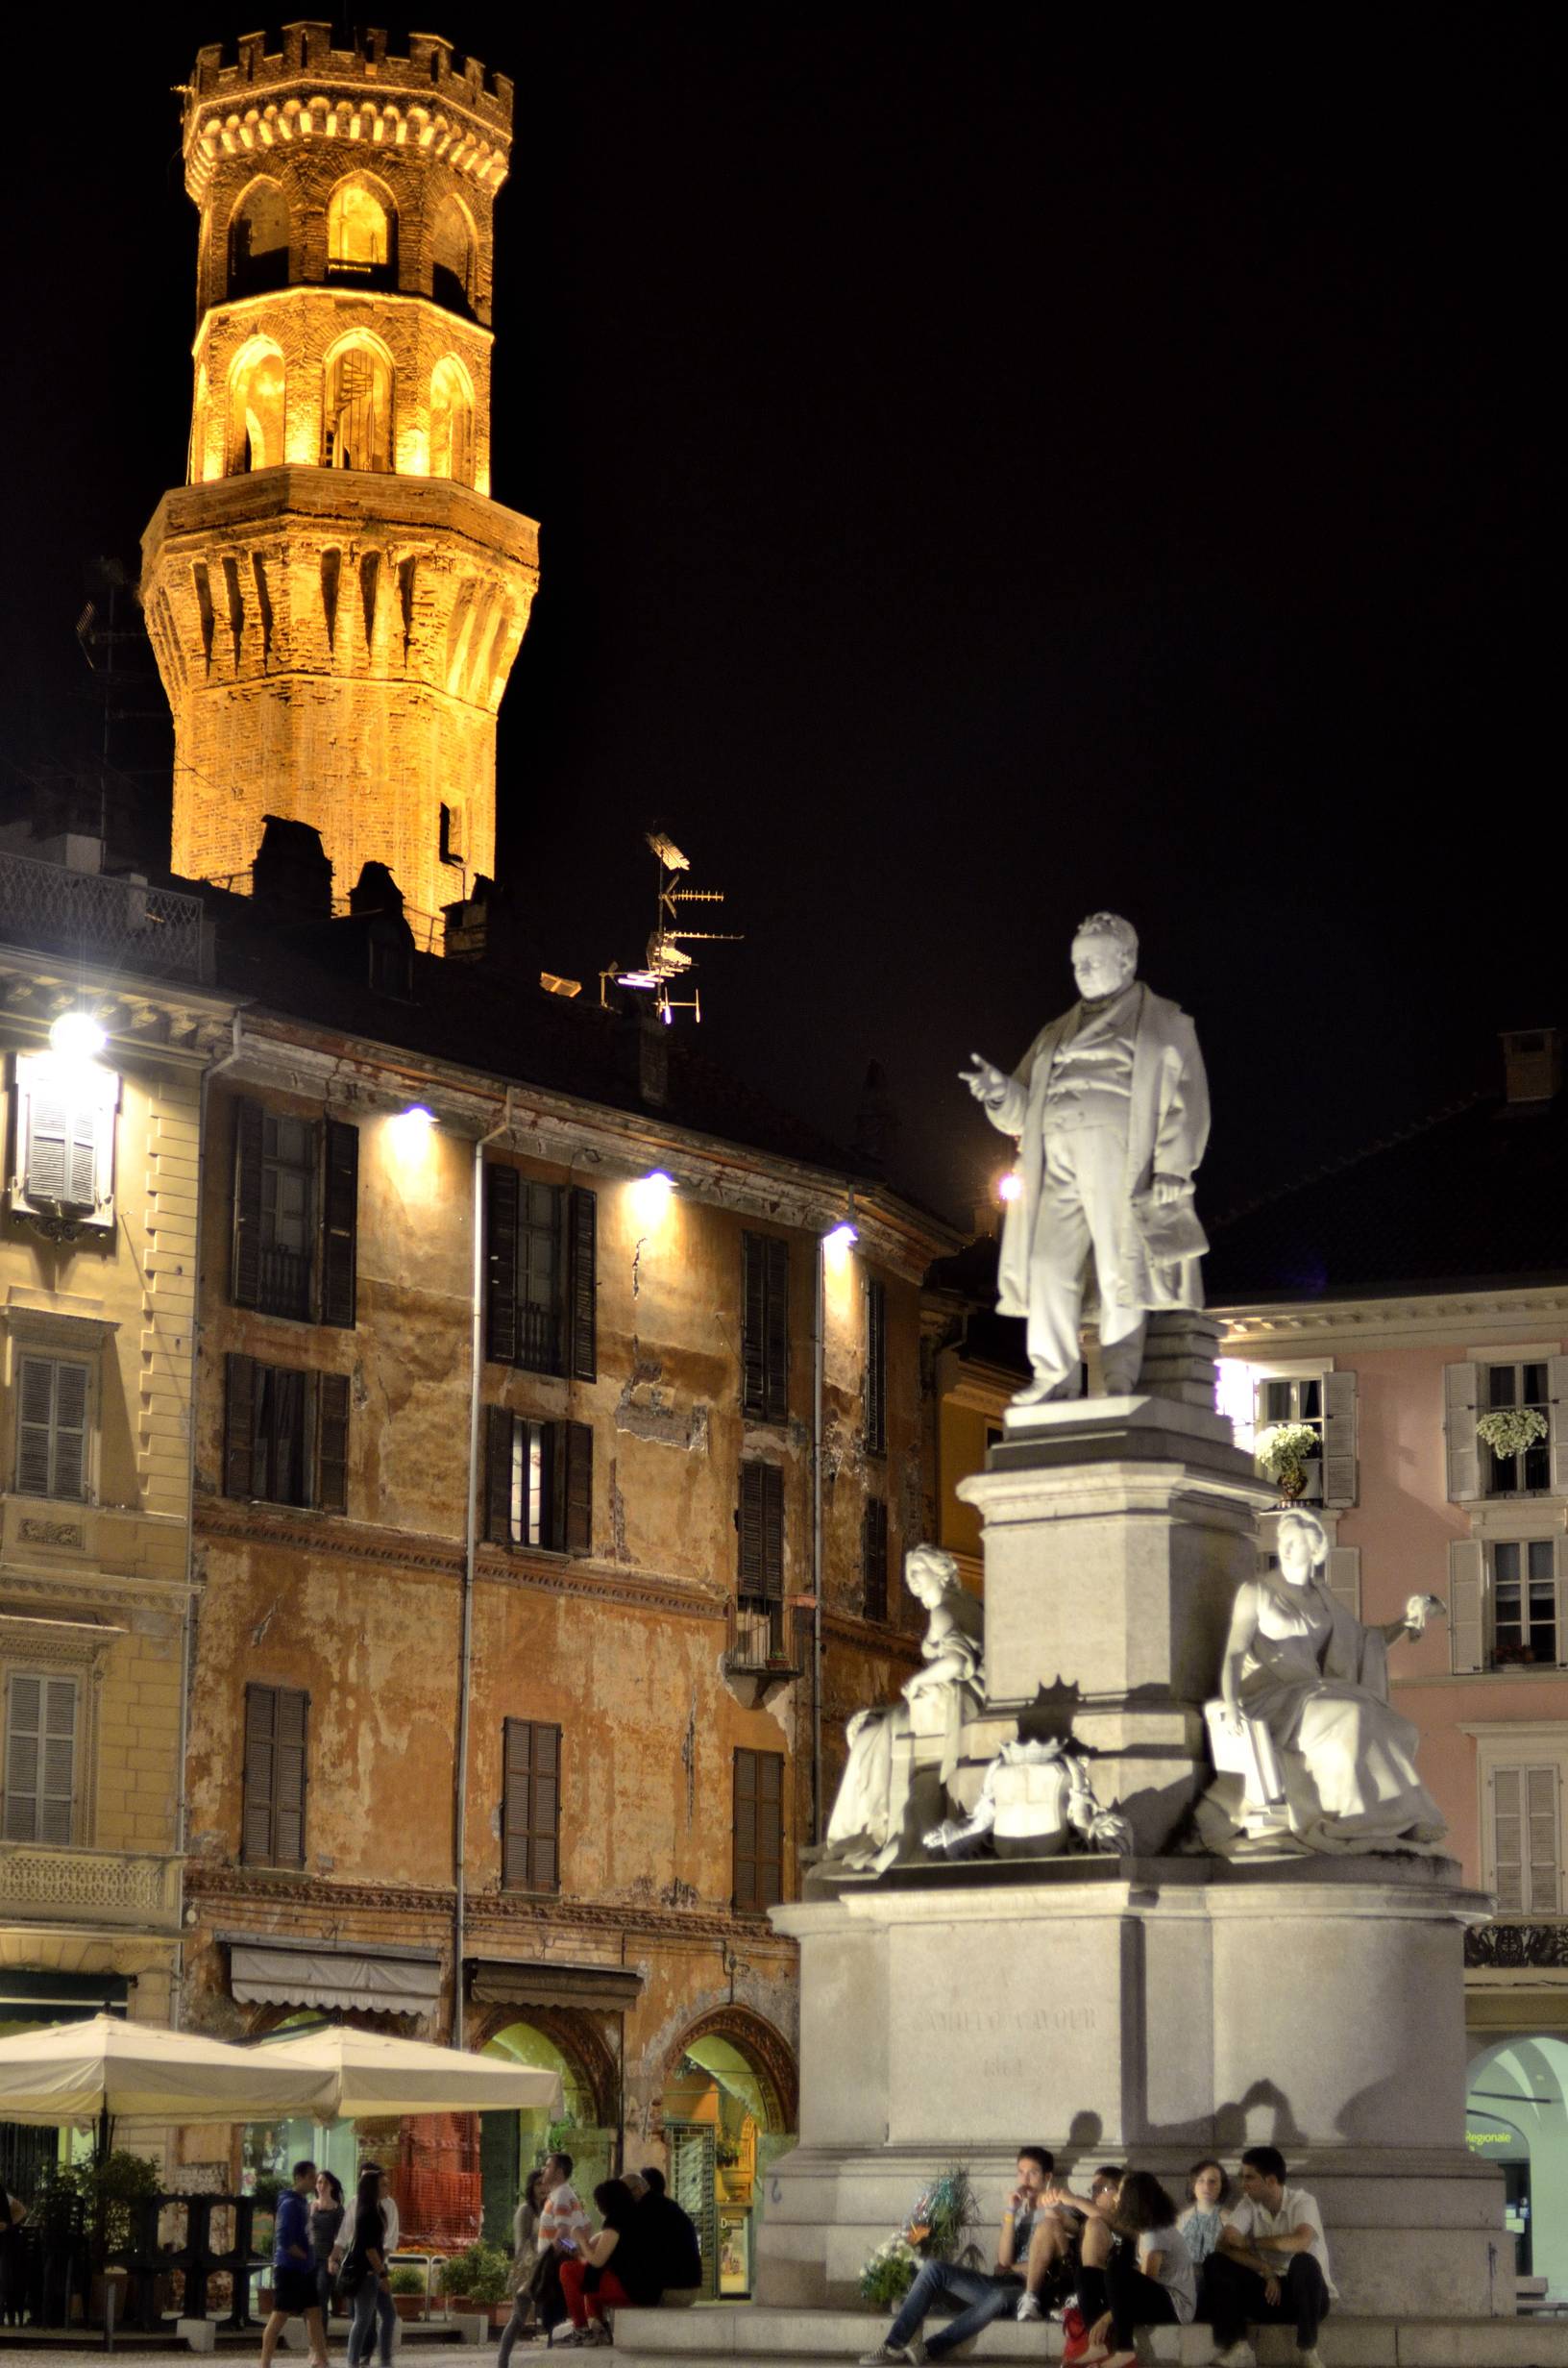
[860,2146,1054,2365]
[1203,2145,1335,2368]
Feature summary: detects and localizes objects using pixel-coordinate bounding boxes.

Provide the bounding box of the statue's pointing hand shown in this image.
[960,1052,1010,1110]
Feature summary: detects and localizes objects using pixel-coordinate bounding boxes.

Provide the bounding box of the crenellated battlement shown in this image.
[184,22,512,200]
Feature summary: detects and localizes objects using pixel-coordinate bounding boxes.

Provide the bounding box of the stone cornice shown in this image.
[222,1018,958,1280]
[193,1503,729,1623]
[184,1863,798,1953]
[0,953,237,1069]
[1215,1284,1568,1354]
[821,1607,923,1664]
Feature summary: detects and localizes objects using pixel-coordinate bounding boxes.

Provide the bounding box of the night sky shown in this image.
[4,13,1557,1227]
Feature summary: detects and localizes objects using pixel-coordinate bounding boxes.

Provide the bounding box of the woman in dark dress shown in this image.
[309,2171,344,2328]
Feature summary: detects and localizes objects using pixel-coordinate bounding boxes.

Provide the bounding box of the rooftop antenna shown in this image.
[600,830,743,1024]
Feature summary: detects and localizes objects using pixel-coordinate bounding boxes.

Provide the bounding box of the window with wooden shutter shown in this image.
[320,1120,359,1328]
[242,1682,307,1866]
[13,1356,90,1502]
[738,1462,786,1656]
[1323,1545,1360,1620]
[865,1278,887,1457]
[484,1168,574,1375]
[862,1498,890,1622]
[315,1373,350,1515]
[733,1747,784,1912]
[1321,1370,1358,1508]
[742,1232,790,1423]
[1449,1539,1484,1673]
[12,1053,117,1228]
[3,1673,78,1843]
[485,1413,593,1555]
[569,1188,597,1381]
[1488,1538,1560,1667]
[224,1356,341,1510]
[502,1717,560,1891]
[1491,1764,1560,1913]
[484,1165,521,1365]
[1444,1362,1481,1502]
[1551,1358,1568,1494]
[1481,1361,1553,1497]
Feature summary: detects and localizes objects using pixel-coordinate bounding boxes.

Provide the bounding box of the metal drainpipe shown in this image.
[453,1091,512,2046]
[172,1010,248,2031]
[811,1236,825,1846]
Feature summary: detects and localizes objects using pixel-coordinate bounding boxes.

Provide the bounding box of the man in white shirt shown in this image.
[537,2150,590,2252]
[1205,2145,1333,2368]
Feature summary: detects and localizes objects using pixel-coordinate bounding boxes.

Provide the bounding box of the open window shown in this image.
[429,355,475,484]
[430,195,478,314]
[327,177,395,284]
[228,177,289,297]
[323,337,392,474]
[228,337,285,476]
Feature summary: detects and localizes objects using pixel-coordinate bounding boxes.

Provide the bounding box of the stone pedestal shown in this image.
[956,1379,1271,1852]
[759,1853,1505,2319]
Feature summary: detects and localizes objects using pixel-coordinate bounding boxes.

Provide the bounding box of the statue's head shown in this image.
[1071,911,1139,999]
[1274,1507,1329,1588]
[904,1543,961,1609]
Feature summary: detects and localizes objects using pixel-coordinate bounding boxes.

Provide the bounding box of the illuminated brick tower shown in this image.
[141,24,538,929]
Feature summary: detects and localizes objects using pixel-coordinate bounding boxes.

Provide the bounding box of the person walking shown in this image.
[309,2171,345,2331]
[496,2167,548,2363]
[340,2167,392,2368]
[259,2161,329,2368]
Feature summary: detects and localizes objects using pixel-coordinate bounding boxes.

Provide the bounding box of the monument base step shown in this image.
[609,2306,1568,2368]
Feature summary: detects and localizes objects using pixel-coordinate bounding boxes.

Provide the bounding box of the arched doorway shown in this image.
[1467,2035,1568,2291]
[660,2012,797,2301]
[478,2018,616,2246]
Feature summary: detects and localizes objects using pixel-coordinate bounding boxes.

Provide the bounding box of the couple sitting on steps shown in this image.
[861,2142,1332,2368]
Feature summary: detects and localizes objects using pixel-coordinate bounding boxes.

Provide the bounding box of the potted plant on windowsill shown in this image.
[1256,1421,1321,1503]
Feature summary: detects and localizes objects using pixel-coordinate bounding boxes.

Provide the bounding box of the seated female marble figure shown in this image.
[1209,1507,1447,1855]
[822,1544,984,1874]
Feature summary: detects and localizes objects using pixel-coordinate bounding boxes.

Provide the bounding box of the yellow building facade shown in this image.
[0,847,233,2183]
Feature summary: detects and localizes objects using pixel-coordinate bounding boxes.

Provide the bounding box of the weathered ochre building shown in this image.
[170,883,949,2272]
[141,24,534,926]
[0,838,233,2190]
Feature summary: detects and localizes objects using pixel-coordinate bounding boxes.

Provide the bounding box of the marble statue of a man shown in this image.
[962,911,1210,1404]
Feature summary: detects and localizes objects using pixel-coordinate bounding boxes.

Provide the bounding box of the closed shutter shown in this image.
[1492,1764,1560,1914]
[742,1233,789,1423]
[733,1747,784,1912]
[25,1081,100,1208]
[242,1684,277,1862]
[1324,1545,1361,1619]
[560,1420,593,1556]
[865,1278,887,1456]
[862,1498,889,1621]
[224,1353,257,1500]
[316,1373,350,1514]
[232,1098,264,1309]
[1449,1539,1485,1673]
[50,1363,88,1502]
[485,1405,513,1543]
[274,1687,307,1865]
[243,1683,307,1866]
[320,1121,359,1328]
[502,1718,560,1891]
[738,1462,784,1598]
[1550,1358,1568,1494]
[568,1188,598,1383]
[1444,1362,1481,1501]
[1321,1370,1358,1508]
[484,1166,520,1366]
[4,1674,77,1843]
[15,1358,57,1497]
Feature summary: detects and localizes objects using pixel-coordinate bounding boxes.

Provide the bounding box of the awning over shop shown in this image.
[225,1936,442,2019]
[469,1958,644,2013]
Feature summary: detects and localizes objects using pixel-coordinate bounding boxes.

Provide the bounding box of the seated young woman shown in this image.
[1045,2167,1198,2368]
[555,2179,661,2348]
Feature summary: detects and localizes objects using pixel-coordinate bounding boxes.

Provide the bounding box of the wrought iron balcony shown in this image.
[0,1842,183,1934]
[0,848,208,981]
[723,1598,800,1710]
[1465,1919,1568,1970]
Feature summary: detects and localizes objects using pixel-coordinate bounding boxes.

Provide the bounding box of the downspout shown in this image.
[811,1236,824,1845]
[453,1090,512,2046]
[173,1010,247,2031]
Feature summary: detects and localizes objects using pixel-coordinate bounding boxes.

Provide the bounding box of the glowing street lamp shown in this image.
[997,1172,1022,1205]
[49,1011,107,1063]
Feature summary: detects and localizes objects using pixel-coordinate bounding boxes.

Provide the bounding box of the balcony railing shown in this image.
[257,1242,313,1321]
[726,1595,799,1675]
[0,1842,183,1933]
[0,848,208,981]
[1465,1920,1568,1970]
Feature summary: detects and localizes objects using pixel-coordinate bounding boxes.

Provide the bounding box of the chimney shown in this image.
[251,817,331,923]
[349,861,404,918]
[443,876,494,963]
[1502,1028,1561,1105]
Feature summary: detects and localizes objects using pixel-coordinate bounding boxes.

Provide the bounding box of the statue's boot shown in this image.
[1012,1364,1080,1407]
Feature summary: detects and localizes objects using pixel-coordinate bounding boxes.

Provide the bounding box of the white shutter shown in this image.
[1449,1539,1484,1673]
[1325,1545,1361,1618]
[1493,1766,1524,1911]
[65,1102,99,1206]
[3,1675,41,1839]
[1445,1362,1481,1501]
[1527,1765,1560,1913]
[15,1358,56,1496]
[50,1363,89,1502]
[1321,1370,1359,1508]
[1550,1357,1568,1494]
[24,1080,70,1199]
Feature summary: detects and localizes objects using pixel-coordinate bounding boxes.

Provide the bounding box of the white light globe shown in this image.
[49,1011,107,1062]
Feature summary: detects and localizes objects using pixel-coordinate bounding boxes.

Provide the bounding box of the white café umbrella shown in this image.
[0,2012,336,2134]
[253,2028,562,2120]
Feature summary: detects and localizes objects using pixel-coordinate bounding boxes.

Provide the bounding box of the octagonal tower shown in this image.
[141,23,538,931]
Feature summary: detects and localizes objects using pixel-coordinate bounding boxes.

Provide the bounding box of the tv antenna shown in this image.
[599,831,743,1024]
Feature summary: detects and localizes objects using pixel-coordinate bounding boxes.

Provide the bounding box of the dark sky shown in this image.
[4,12,1558,1226]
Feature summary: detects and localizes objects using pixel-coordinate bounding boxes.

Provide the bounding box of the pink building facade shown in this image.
[1211,1029,1568,2301]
